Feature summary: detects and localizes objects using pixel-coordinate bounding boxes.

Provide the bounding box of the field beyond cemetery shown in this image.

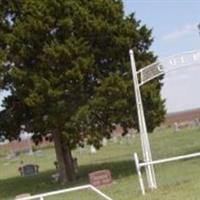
[1,128,200,200]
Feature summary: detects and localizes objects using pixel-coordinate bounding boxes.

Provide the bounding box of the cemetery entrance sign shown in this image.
[129,49,200,194]
[138,49,200,86]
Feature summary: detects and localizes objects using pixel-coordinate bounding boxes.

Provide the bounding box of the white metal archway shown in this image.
[129,49,200,194]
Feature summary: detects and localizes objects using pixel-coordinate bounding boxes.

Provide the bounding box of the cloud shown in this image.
[162,23,198,41]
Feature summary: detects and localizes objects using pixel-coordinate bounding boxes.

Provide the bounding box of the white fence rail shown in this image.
[134,152,200,195]
[140,152,200,167]
[17,184,113,200]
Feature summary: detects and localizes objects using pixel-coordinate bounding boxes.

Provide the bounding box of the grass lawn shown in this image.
[1,127,200,200]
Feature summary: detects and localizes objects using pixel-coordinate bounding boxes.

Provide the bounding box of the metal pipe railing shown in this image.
[139,152,200,167]
[134,151,200,195]
[17,184,113,200]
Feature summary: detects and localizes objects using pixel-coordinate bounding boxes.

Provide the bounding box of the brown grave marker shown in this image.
[89,169,112,187]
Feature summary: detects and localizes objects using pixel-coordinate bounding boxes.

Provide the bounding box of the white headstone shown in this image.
[102,138,107,146]
[125,133,132,144]
[19,131,33,155]
[90,145,96,154]
[112,136,118,144]
[119,138,123,145]
[174,122,180,132]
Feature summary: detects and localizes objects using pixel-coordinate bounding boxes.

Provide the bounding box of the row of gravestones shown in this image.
[173,118,200,132]
[14,132,137,199]
[9,134,135,180]
[5,139,33,160]
[77,134,135,154]
[16,135,134,177]
[15,135,136,178]
[6,134,136,184]
[6,133,136,159]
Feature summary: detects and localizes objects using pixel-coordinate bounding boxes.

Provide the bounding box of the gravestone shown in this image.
[19,164,39,176]
[174,122,180,132]
[6,153,17,160]
[77,145,84,154]
[34,150,43,157]
[125,133,132,144]
[90,145,97,154]
[194,118,200,127]
[102,138,107,146]
[112,136,118,144]
[10,139,32,156]
[89,169,112,187]
[15,193,31,200]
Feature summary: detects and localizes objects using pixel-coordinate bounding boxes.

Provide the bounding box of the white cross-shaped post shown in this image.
[129,50,157,189]
[129,49,200,192]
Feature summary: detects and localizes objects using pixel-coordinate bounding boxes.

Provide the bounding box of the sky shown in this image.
[0,1,200,113]
[123,0,200,112]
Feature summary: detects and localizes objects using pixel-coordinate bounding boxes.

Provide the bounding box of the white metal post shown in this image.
[134,153,145,195]
[129,49,157,189]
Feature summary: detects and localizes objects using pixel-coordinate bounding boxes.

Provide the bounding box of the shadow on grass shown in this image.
[79,159,136,180]
[0,159,136,199]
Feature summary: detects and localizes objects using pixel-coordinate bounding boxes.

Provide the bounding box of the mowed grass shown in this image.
[1,127,200,200]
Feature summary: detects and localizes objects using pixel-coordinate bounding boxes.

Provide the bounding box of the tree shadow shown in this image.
[79,159,136,180]
[0,159,136,199]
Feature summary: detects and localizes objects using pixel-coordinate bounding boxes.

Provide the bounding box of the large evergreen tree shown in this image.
[0,0,165,183]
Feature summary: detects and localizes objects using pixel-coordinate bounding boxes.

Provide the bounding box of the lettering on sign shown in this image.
[89,170,112,187]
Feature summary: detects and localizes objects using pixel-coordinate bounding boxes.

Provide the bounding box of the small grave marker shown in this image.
[102,138,107,146]
[15,193,31,200]
[112,136,118,144]
[19,164,39,176]
[174,122,180,132]
[125,133,132,144]
[89,169,112,187]
[90,145,97,154]
[10,139,32,156]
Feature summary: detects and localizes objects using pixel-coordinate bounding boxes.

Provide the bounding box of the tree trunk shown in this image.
[53,130,75,184]
[63,143,76,181]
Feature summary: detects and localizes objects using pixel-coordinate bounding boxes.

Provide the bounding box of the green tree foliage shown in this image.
[0,0,165,183]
